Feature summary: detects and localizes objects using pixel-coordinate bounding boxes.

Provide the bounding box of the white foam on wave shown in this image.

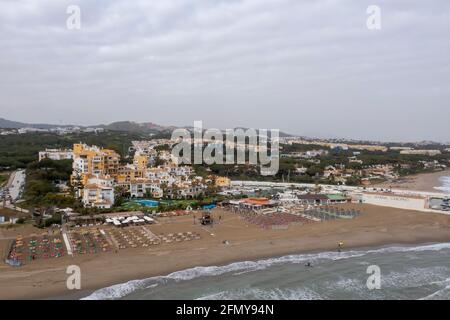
[383,266,449,289]
[434,175,450,193]
[419,278,450,300]
[82,242,450,300]
[196,287,323,300]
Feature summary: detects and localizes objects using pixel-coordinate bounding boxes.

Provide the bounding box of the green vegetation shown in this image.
[117,196,228,214]
[193,143,450,185]
[0,173,8,186]
[0,131,147,170]
[22,159,77,208]
[33,212,63,228]
[16,217,26,224]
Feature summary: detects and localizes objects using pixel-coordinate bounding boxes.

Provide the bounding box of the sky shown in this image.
[0,0,449,142]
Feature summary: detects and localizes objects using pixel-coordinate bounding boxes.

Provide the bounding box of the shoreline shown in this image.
[69,240,449,300]
[374,169,450,193]
[2,204,450,300]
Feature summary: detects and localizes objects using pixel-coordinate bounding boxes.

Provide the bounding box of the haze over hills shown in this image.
[1,117,448,145]
[0,117,172,133]
[0,117,295,137]
[0,117,71,130]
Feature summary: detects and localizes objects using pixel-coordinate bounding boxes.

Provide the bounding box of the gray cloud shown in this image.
[0,0,449,142]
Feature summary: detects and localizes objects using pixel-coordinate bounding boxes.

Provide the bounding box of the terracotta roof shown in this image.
[242,198,270,205]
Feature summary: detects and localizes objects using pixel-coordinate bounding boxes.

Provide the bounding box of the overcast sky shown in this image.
[1,0,449,142]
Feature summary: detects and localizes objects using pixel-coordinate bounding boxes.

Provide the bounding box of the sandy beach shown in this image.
[1,204,450,299]
[374,170,450,193]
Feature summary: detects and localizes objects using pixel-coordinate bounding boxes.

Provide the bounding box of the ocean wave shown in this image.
[196,287,323,300]
[419,278,450,300]
[82,242,450,300]
[434,175,450,193]
[382,266,449,289]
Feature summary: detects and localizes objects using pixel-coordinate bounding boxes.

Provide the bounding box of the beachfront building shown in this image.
[71,143,210,207]
[81,182,115,209]
[227,198,277,211]
[129,179,163,198]
[297,194,330,206]
[71,143,120,186]
[165,183,205,199]
[359,192,426,211]
[70,143,121,208]
[117,164,145,185]
[38,148,73,161]
[326,194,351,204]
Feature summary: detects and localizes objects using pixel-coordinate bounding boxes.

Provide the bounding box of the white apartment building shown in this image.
[129,179,163,198]
[82,183,115,209]
[167,165,193,176]
[400,149,442,156]
[165,183,206,199]
[38,149,73,161]
[72,157,89,175]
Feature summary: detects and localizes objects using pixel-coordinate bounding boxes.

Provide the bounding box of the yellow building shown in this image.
[71,143,120,186]
[133,153,149,171]
[215,176,231,187]
[117,165,144,184]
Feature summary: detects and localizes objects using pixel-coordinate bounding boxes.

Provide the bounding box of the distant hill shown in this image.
[101,121,177,133]
[0,117,177,134]
[0,117,298,140]
[0,117,68,129]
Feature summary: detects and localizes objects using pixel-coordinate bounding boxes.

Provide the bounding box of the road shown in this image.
[5,169,26,201]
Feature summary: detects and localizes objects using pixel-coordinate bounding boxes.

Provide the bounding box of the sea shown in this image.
[434,175,450,193]
[83,243,450,300]
[82,177,450,301]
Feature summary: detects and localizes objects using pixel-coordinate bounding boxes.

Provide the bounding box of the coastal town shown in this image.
[1,129,450,290]
[2,0,450,304]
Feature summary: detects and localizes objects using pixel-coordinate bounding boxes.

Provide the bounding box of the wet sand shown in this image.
[375,170,450,193]
[1,204,450,300]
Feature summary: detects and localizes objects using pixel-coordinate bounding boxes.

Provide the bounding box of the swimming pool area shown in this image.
[134,200,159,207]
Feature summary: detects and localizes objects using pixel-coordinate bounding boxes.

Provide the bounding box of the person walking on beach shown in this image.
[338,241,344,252]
